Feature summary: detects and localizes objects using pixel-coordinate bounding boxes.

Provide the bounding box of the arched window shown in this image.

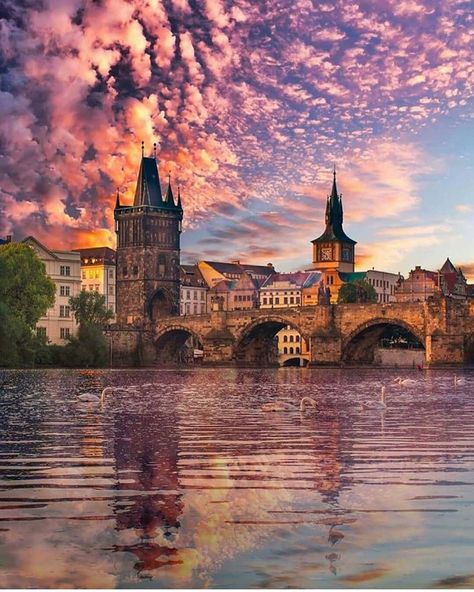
[289,347,294,354]
[296,347,300,354]
[283,347,288,354]
[283,335,288,342]
[289,335,294,342]
[296,335,300,342]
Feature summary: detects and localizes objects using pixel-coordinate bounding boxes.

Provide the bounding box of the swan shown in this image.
[261,396,317,412]
[394,377,417,386]
[77,387,113,404]
[359,386,386,410]
[454,375,466,386]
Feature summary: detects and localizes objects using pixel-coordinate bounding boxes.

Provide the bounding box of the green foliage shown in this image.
[59,290,113,367]
[0,243,55,329]
[338,279,378,304]
[0,244,56,367]
[69,290,114,327]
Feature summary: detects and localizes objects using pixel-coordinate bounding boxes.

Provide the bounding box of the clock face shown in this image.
[321,247,332,261]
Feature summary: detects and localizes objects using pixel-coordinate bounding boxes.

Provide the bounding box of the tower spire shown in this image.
[165,171,175,207]
[115,188,121,209]
[177,185,183,210]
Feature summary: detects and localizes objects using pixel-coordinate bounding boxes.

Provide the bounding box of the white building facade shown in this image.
[23,236,81,345]
[366,270,402,303]
[180,264,208,315]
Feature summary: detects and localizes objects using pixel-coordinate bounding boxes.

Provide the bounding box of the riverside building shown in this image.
[74,247,116,317]
[22,236,81,344]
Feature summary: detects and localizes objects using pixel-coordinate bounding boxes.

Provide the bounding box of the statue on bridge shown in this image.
[318,280,331,305]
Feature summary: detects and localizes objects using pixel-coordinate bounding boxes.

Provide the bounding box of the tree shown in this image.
[0,243,55,366]
[338,279,377,304]
[66,291,113,367]
[69,290,114,327]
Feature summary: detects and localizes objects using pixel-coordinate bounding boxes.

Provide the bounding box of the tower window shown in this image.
[133,265,138,275]
[123,266,128,277]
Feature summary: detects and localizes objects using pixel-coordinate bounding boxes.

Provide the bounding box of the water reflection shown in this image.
[0,368,474,587]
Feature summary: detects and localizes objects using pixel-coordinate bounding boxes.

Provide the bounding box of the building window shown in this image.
[186,290,191,299]
[95,284,100,291]
[201,292,205,301]
[283,335,288,342]
[60,327,71,340]
[59,305,70,318]
[283,347,288,354]
[275,298,279,305]
[82,271,86,280]
[289,347,294,354]
[284,297,288,304]
[123,266,128,277]
[296,335,300,342]
[290,297,294,304]
[109,269,114,279]
[133,265,138,275]
[36,327,47,339]
[60,285,70,297]
[263,297,267,305]
[296,346,300,354]
[60,265,70,276]
[95,271,99,279]
[109,286,114,295]
[289,335,294,342]
[193,303,198,314]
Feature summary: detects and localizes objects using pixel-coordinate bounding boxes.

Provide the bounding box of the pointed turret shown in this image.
[312,168,354,245]
[133,145,163,207]
[177,186,183,211]
[115,189,121,210]
[165,174,175,207]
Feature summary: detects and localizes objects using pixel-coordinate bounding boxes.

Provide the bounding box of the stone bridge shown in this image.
[108,296,474,367]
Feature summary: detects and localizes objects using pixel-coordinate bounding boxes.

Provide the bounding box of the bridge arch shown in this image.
[342,317,425,365]
[154,324,204,365]
[235,315,308,367]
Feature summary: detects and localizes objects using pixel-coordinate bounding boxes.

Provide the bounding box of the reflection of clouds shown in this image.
[2,368,474,586]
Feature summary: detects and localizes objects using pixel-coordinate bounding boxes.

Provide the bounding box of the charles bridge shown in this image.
[107,296,474,367]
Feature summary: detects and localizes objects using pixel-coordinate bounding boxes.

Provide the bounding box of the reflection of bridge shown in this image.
[108,296,474,366]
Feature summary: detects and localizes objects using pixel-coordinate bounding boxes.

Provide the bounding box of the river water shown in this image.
[0,368,474,589]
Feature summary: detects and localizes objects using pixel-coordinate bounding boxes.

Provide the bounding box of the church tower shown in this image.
[310,169,356,273]
[307,170,357,302]
[114,144,183,325]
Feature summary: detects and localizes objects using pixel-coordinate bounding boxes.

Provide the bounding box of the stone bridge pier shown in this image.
[106,296,474,367]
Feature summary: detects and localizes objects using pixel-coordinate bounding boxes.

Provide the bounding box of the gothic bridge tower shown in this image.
[114,145,183,325]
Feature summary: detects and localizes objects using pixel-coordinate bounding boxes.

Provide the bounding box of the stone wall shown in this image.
[110,296,471,367]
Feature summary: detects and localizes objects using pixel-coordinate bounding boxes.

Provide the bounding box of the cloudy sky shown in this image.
[0,0,473,277]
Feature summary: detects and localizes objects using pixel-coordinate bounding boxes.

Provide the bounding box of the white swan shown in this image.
[394,377,417,386]
[77,386,113,404]
[261,396,317,412]
[360,386,386,410]
[454,375,466,386]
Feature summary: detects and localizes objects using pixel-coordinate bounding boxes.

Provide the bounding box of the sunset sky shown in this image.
[0,0,473,277]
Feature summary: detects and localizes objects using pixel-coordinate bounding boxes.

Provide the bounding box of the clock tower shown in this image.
[307,169,357,301]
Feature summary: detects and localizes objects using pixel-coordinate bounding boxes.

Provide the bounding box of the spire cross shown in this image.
[141,141,144,157]
[153,142,157,159]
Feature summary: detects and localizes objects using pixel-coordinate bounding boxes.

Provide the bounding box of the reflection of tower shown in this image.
[111,404,183,576]
[114,144,183,325]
